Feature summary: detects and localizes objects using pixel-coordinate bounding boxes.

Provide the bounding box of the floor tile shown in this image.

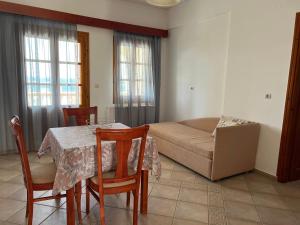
[156,178,181,187]
[171,171,196,183]
[252,192,289,209]
[160,160,175,170]
[61,191,98,212]
[0,183,23,198]
[7,204,57,225]
[40,208,85,225]
[220,179,249,191]
[8,188,46,202]
[222,188,253,204]
[0,198,26,221]
[83,206,131,225]
[160,169,173,180]
[6,175,24,185]
[173,218,208,225]
[224,201,260,222]
[244,172,276,184]
[179,188,207,204]
[227,218,261,225]
[148,197,177,217]
[103,193,130,210]
[208,192,223,207]
[247,181,278,195]
[209,206,226,225]
[194,175,210,185]
[0,169,20,182]
[151,184,180,200]
[274,184,300,198]
[256,206,298,225]
[0,221,18,225]
[138,214,173,225]
[283,197,300,212]
[174,201,208,223]
[208,183,222,193]
[0,159,20,169]
[35,191,66,208]
[173,163,194,173]
[181,182,207,191]
[0,154,20,161]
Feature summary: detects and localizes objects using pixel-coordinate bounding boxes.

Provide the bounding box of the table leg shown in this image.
[66,187,75,225]
[75,181,82,223]
[140,170,148,214]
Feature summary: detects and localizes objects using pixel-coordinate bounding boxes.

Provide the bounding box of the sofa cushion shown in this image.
[150,122,214,159]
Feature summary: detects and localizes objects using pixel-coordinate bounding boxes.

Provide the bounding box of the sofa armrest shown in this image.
[211,123,260,180]
[178,117,220,133]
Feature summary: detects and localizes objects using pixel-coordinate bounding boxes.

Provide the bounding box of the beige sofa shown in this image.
[149,117,260,180]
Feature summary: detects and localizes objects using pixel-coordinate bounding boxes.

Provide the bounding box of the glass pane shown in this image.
[135,81,145,97]
[136,45,150,63]
[120,81,129,97]
[37,38,51,60]
[27,84,52,106]
[120,63,130,80]
[26,62,51,84]
[135,64,146,80]
[59,41,79,62]
[25,36,50,60]
[59,63,79,84]
[120,43,131,62]
[60,85,79,106]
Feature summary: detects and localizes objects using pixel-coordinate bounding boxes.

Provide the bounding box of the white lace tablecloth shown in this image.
[38,123,161,195]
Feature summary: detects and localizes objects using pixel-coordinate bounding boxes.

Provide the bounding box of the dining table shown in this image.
[38,123,161,225]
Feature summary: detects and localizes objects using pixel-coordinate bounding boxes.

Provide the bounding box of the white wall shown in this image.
[163,13,230,121]
[166,0,300,175]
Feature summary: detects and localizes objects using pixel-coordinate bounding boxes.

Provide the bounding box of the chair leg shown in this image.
[75,181,82,224]
[99,193,106,225]
[126,191,131,207]
[86,180,90,214]
[27,191,34,225]
[133,190,139,225]
[26,191,29,217]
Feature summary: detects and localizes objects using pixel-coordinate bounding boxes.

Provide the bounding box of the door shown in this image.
[277,13,300,182]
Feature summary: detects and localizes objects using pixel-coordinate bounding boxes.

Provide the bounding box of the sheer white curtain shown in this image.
[114,32,161,127]
[0,12,78,153]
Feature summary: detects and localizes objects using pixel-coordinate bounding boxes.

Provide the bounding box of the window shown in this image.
[115,40,154,104]
[25,31,89,107]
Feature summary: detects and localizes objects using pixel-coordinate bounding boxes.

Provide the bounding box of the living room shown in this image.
[0,0,300,225]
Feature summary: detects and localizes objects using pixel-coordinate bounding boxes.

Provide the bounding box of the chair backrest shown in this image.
[95,125,149,187]
[63,106,98,126]
[9,116,32,190]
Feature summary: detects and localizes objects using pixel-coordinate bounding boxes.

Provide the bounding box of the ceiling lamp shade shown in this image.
[146,0,182,7]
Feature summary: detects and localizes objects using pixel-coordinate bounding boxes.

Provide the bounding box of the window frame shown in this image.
[113,39,153,104]
[24,31,90,108]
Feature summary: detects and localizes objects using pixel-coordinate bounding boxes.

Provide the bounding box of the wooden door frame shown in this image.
[277,13,300,182]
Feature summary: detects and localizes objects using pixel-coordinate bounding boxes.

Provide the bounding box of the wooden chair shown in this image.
[63,106,98,126]
[62,106,98,222]
[9,116,81,225]
[85,125,149,225]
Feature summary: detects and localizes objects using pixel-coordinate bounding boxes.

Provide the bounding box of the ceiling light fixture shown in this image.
[146,0,182,7]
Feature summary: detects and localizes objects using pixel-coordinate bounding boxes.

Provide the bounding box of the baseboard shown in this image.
[254,169,277,181]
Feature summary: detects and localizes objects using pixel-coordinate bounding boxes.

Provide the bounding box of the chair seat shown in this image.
[31,163,56,184]
[90,170,136,188]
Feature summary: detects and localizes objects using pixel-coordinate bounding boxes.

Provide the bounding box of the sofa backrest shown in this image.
[178,117,220,133]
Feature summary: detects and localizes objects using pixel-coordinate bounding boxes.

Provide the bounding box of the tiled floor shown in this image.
[0,153,300,225]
